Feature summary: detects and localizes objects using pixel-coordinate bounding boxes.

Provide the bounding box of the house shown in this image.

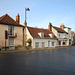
[50,23,72,46]
[60,24,73,46]
[25,22,73,49]
[0,14,25,50]
[25,24,58,49]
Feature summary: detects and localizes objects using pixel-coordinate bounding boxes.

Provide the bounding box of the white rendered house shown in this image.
[25,22,73,49]
[49,22,72,46]
[25,26,57,49]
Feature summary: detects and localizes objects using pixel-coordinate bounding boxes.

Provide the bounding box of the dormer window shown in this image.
[38,32,44,38]
[49,34,54,38]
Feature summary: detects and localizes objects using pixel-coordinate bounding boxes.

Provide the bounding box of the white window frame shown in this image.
[52,41,55,47]
[41,42,45,48]
[35,42,39,48]
[8,26,14,36]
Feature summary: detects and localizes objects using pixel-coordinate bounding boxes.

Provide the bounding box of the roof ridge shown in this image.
[53,26,68,34]
[4,14,21,25]
[27,26,49,30]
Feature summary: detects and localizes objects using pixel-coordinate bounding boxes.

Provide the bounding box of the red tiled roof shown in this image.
[0,14,24,27]
[53,26,68,34]
[27,26,56,38]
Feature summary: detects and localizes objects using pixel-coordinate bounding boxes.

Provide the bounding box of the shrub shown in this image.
[26,38,32,46]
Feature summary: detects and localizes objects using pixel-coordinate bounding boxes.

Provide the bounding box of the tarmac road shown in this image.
[0,46,75,75]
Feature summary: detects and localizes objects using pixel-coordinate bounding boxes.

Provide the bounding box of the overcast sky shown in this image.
[0,0,75,31]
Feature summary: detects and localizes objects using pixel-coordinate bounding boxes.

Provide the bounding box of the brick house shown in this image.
[0,14,25,50]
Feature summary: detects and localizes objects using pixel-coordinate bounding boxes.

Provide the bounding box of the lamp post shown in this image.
[25,8,30,49]
[25,8,30,26]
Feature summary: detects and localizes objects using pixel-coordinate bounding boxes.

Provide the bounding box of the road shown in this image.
[0,46,75,75]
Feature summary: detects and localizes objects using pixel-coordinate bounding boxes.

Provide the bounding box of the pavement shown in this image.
[0,46,74,54]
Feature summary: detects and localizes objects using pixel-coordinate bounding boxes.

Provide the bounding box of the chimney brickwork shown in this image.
[60,24,64,29]
[16,13,20,23]
[48,22,52,31]
[24,20,27,26]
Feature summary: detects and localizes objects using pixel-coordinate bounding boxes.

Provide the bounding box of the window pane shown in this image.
[52,42,55,46]
[41,42,45,47]
[35,42,39,48]
[58,41,61,45]
[8,26,14,35]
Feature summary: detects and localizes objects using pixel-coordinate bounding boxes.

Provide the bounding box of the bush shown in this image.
[26,46,32,50]
[26,38,32,46]
[15,45,25,50]
[1,46,9,51]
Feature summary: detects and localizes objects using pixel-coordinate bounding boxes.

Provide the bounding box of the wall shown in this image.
[14,26,23,46]
[57,33,68,39]
[26,27,33,46]
[0,24,8,47]
[52,27,57,37]
[64,28,71,39]
[52,27,70,46]
[0,24,24,47]
[33,38,57,48]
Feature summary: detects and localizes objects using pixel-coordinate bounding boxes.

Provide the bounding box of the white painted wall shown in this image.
[52,27,57,37]
[52,27,70,46]
[64,28,71,39]
[26,27,33,47]
[57,33,68,39]
[33,39,57,48]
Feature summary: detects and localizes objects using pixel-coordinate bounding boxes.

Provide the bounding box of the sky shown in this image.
[0,0,75,31]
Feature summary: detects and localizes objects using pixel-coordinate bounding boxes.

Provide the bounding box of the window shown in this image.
[48,41,50,47]
[35,42,39,48]
[59,34,60,38]
[63,42,66,45]
[9,26,14,35]
[69,39,71,45]
[41,42,45,48]
[52,42,55,47]
[58,41,61,45]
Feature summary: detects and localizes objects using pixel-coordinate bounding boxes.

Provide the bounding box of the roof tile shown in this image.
[27,26,56,38]
[53,26,68,34]
[0,14,24,27]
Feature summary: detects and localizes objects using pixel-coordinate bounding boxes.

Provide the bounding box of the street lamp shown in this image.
[25,8,30,26]
[24,8,30,49]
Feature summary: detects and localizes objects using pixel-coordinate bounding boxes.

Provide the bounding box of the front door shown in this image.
[9,38,14,47]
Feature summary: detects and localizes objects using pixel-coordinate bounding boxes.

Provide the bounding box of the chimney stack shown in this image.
[48,22,52,31]
[16,13,20,23]
[60,24,64,29]
[24,20,27,26]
